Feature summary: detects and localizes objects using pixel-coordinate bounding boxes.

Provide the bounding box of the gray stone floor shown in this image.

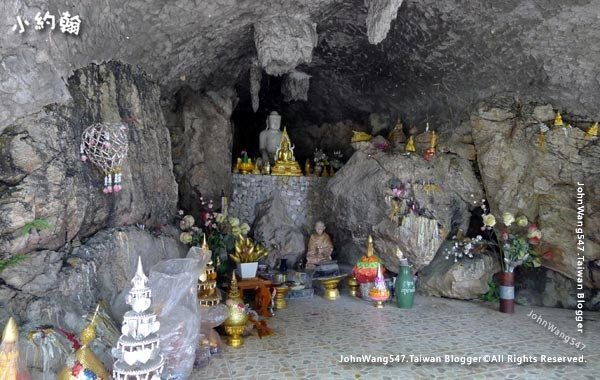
[192,294,600,379]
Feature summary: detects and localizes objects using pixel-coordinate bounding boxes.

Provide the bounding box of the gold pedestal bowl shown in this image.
[275,286,290,309]
[347,276,359,297]
[317,275,345,301]
[224,324,246,348]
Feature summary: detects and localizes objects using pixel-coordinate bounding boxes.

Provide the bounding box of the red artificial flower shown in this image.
[529,236,540,246]
[500,230,509,242]
[542,250,554,260]
[528,224,538,233]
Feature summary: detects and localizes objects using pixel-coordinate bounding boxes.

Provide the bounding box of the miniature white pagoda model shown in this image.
[198,235,221,307]
[112,257,164,380]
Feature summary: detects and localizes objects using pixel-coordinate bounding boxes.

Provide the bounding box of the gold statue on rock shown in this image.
[271,127,302,176]
[404,136,416,153]
[553,111,564,128]
[57,306,109,380]
[586,122,598,138]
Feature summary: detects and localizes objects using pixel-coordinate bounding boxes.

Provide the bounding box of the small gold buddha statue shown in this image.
[404,136,416,153]
[271,127,302,176]
[57,307,109,380]
[586,122,598,138]
[553,111,564,127]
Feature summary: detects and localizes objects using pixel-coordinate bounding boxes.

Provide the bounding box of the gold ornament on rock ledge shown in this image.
[404,136,416,153]
[271,127,302,176]
[586,122,598,138]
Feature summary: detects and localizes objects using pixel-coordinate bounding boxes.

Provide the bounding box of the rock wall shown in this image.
[166,88,236,214]
[0,61,178,257]
[229,173,329,231]
[471,97,600,288]
[325,147,484,270]
[0,226,187,375]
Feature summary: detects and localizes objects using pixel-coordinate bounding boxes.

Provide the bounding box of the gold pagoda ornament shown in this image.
[198,235,220,307]
[271,127,302,176]
[0,317,30,380]
[586,122,598,138]
[57,306,110,380]
[404,136,416,154]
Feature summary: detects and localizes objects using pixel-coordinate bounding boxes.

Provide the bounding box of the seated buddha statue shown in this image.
[271,127,302,176]
[306,221,334,270]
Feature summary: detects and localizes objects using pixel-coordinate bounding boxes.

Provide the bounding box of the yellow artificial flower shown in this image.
[502,212,515,226]
[483,214,496,228]
[516,216,528,227]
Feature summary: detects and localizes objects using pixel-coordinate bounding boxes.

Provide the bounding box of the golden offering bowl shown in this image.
[275,286,290,309]
[347,276,359,297]
[317,275,345,301]
[370,293,389,309]
[237,162,254,175]
[223,324,246,348]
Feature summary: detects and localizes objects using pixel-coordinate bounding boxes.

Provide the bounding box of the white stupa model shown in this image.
[112,257,164,380]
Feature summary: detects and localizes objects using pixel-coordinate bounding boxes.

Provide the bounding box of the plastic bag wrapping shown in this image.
[198,303,228,361]
[149,252,209,380]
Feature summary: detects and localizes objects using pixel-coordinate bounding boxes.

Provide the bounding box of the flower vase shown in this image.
[239,262,258,279]
[395,262,415,309]
[499,271,515,313]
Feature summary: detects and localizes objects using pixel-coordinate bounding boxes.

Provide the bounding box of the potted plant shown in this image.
[481,204,542,313]
[229,237,269,279]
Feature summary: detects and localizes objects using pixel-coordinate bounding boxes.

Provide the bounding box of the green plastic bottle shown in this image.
[396,259,415,308]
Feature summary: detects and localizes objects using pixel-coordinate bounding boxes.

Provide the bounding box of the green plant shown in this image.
[21,218,52,236]
[0,254,27,273]
[480,279,500,303]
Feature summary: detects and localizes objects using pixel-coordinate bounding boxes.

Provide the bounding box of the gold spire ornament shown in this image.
[0,317,30,380]
[198,235,220,306]
[586,122,598,138]
[404,136,416,154]
[57,306,110,380]
[366,235,375,257]
[271,127,302,176]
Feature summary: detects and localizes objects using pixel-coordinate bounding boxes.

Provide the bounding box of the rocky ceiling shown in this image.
[2,0,599,129]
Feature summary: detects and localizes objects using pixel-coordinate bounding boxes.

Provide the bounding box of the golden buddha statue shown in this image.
[404,136,416,153]
[271,127,302,176]
[0,317,30,380]
[57,307,109,380]
[586,122,598,138]
[553,111,564,127]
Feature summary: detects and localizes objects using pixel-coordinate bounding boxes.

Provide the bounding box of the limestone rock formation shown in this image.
[252,194,306,268]
[471,97,600,288]
[250,59,262,112]
[325,149,484,271]
[166,88,236,214]
[365,0,404,44]
[516,267,600,311]
[0,226,186,334]
[0,62,178,257]
[254,15,318,76]
[282,71,311,102]
[419,244,501,300]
